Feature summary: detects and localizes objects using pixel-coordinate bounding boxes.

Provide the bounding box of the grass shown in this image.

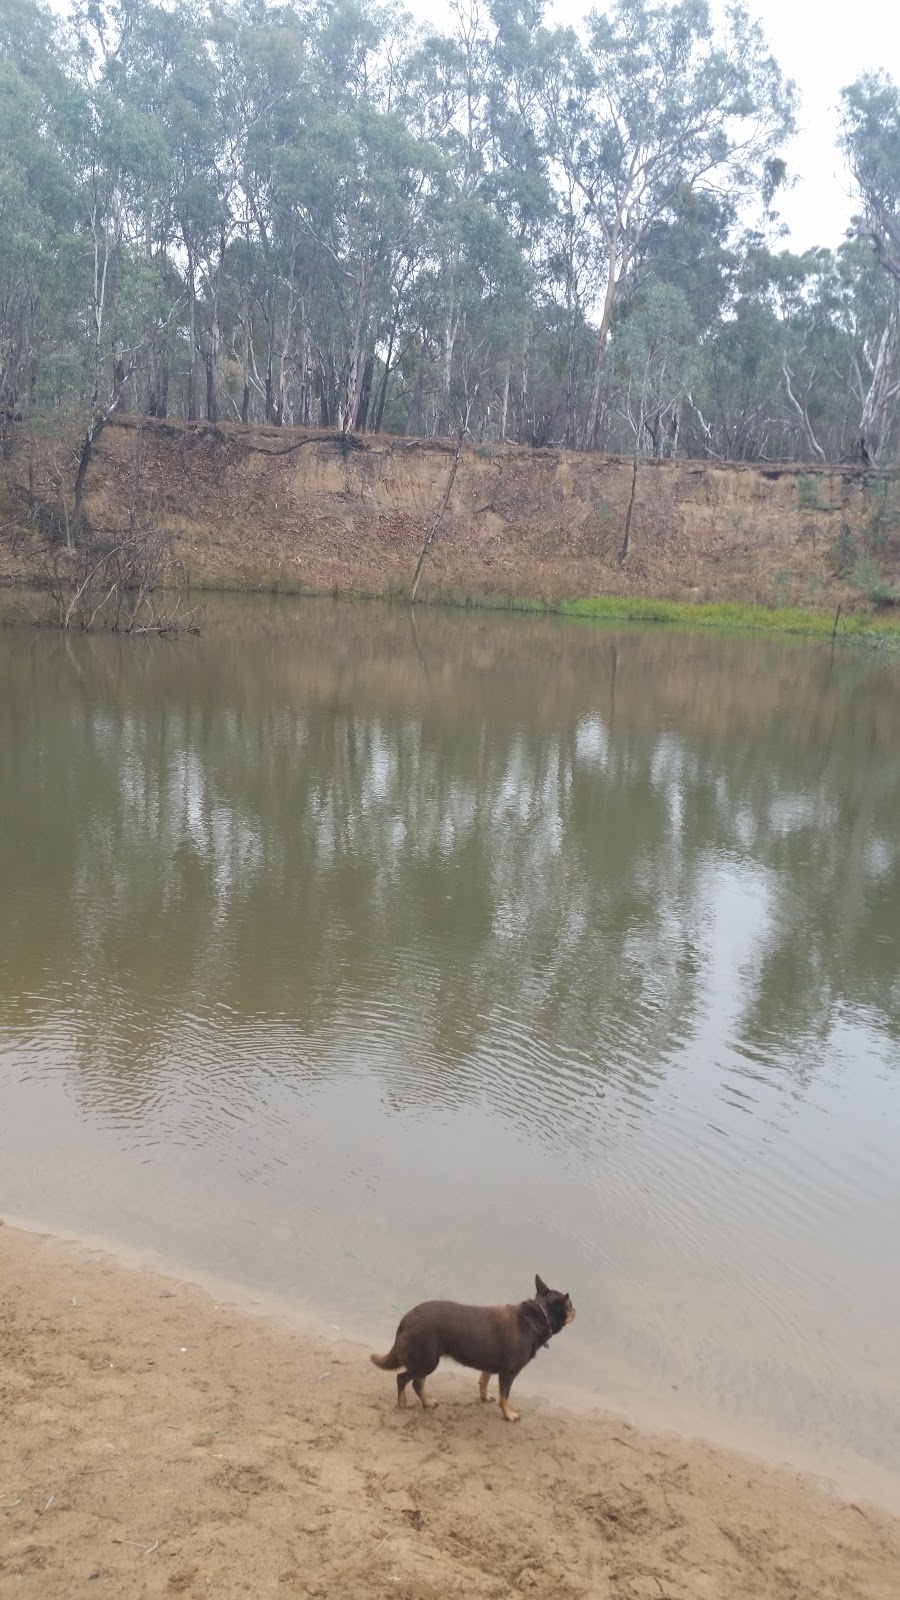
[391,585,900,641]
[555,593,900,640]
[173,579,900,644]
[796,474,836,514]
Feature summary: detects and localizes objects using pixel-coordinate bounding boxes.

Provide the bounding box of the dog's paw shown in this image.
[502,1407,520,1423]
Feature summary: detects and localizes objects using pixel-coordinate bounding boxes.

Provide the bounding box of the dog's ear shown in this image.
[535,1274,549,1297]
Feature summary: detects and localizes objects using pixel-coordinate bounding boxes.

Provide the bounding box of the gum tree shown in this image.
[539,0,795,448]
[841,74,900,460]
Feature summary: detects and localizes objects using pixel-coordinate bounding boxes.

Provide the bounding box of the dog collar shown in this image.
[533,1300,553,1349]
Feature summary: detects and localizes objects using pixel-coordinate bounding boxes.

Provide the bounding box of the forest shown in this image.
[1,0,899,465]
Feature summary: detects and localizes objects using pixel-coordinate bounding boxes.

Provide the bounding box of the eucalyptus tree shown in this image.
[468,0,554,441]
[393,0,548,438]
[289,99,437,430]
[772,242,900,465]
[0,49,75,416]
[68,85,172,528]
[164,7,252,422]
[842,73,900,289]
[8,0,896,469]
[403,3,503,435]
[6,0,174,530]
[236,6,312,422]
[595,185,732,454]
[841,249,900,464]
[604,282,703,455]
[538,0,795,448]
[840,74,900,460]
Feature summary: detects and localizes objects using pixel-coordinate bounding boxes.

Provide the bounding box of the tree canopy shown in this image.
[0,0,898,462]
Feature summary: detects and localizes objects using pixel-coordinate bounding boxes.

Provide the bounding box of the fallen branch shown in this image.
[782,364,827,463]
[410,425,467,602]
[618,458,639,564]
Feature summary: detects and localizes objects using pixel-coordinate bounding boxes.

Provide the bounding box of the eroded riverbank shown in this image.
[3,417,899,622]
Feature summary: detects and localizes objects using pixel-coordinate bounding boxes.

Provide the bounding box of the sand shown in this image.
[1,1220,898,1600]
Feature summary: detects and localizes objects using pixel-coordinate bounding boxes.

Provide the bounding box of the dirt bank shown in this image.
[2,418,896,610]
[1,1221,898,1600]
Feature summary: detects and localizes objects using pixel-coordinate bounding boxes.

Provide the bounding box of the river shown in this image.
[1,598,898,1495]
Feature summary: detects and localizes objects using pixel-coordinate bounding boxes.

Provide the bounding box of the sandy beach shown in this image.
[1,1220,898,1599]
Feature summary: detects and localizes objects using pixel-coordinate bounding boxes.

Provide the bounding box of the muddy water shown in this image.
[1,600,899,1492]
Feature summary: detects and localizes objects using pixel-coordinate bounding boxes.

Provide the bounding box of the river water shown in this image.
[1,599,898,1497]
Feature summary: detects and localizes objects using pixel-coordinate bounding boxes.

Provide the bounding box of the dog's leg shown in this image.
[479,1371,495,1404]
[498,1372,520,1423]
[412,1376,438,1410]
[396,1371,413,1407]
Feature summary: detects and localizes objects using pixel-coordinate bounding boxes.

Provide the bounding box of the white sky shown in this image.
[712,0,900,250]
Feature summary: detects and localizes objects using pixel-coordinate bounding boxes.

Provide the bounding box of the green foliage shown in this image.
[834,472,900,602]
[848,558,898,606]
[860,472,900,553]
[558,595,900,638]
[0,0,897,470]
[841,74,900,286]
[796,476,832,512]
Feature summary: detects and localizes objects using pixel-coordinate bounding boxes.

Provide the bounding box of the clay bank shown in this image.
[2,417,899,623]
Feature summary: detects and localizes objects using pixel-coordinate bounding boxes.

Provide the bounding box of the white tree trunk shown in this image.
[859,300,900,460]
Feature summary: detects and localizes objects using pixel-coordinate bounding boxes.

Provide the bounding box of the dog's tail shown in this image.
[370,1346,401,1370]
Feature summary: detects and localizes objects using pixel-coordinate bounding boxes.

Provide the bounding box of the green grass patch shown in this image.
[90,572,900,650]
[557,593,900,640]
[389,585,900,645]
[796,474,835,513]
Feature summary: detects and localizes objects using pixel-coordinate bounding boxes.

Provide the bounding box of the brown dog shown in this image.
[371,1274,575,1422]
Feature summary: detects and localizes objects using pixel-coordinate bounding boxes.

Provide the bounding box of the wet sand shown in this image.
[1,1221,898,1599]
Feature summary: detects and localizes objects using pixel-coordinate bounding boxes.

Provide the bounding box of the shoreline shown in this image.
[2,1219,899,1599]
[5,1208,900,1518]
[3,575,900,646]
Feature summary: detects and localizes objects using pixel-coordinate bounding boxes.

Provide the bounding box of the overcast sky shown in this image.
[706,0,900,251]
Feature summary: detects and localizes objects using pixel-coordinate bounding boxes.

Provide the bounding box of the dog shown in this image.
[370,1274,575,1422]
